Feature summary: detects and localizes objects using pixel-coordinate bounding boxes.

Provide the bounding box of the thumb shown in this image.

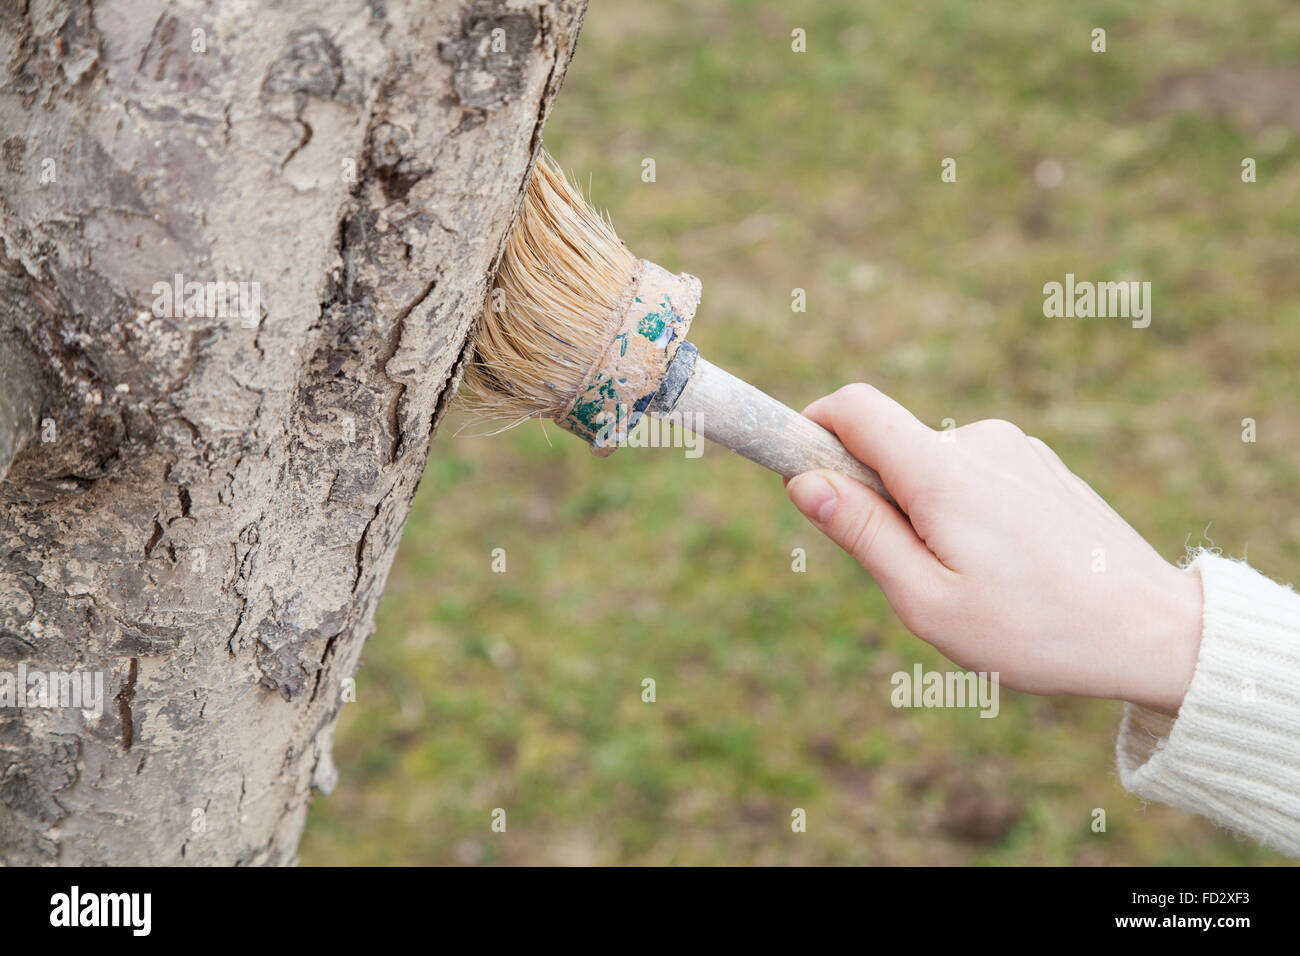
[787,469,945,596]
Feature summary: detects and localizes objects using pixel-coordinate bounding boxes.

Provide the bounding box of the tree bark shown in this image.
[0,0,585,865]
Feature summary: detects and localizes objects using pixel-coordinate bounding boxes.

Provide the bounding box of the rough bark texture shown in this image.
[0,0,584,865]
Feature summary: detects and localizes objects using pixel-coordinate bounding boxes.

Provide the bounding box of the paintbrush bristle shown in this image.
[461,152,637,423]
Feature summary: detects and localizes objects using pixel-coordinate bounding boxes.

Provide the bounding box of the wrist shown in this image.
[1122,563,1204,716]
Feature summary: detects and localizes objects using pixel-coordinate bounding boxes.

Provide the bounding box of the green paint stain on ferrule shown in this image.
[564,374,618,438]
[637,312,668,344]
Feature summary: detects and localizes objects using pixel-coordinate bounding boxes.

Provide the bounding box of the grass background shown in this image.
[301,0,1300,865]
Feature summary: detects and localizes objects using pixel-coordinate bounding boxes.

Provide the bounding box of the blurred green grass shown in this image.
[301,0,1300,864]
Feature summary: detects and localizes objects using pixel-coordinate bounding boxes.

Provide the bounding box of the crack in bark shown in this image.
[380,278,437,463]
[431,332,475,435]
[308,630,343,704]
[115,658,138,751]
[351,499,384,594]
[143,519,163,558]
[280,116,314,171]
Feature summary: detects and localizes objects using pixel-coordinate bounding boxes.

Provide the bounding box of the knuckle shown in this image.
[981,418,1023,437]
[835,382,880,406]
[961,418,1025,446]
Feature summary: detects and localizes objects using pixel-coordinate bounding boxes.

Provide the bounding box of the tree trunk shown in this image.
[0,0,584,865]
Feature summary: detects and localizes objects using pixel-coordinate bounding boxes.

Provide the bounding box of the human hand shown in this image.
[785,384,1203,716]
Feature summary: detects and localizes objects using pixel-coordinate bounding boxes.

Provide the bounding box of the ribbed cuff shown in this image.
[1116,551,1300,857]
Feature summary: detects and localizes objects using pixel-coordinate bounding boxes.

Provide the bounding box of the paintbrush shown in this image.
[463,153,894,505]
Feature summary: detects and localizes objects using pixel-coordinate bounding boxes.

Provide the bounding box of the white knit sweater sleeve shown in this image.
[1116,551,1300,857]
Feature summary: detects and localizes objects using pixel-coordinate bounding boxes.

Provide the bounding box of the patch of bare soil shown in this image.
[1146,66,1300,133]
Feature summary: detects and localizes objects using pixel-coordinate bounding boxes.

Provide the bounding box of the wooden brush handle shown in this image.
[667,354,897,507]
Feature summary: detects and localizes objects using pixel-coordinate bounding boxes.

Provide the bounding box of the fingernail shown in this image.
[788,474,838,524]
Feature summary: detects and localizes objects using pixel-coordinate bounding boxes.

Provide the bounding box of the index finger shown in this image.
[802,383,940,511]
